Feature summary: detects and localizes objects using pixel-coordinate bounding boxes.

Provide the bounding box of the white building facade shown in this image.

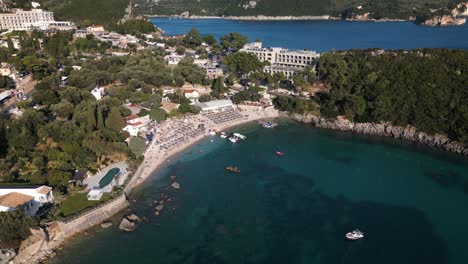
[240,42,320,79]
[0,9,74,31]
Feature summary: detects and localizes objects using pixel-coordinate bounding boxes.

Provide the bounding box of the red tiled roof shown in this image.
[0,192,34,208]
[125,114,138,121]
[37,186,52,195]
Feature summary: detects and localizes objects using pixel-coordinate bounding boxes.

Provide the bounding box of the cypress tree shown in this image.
[87,103,97,130]
[105,108,125,132]
[97,105,105,130]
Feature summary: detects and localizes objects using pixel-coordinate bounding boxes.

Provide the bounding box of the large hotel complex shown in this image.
[240,42,320,79]
[0,9,75,31]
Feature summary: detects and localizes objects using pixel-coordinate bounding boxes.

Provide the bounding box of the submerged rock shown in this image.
[101,221,113,228]
[155,204,164,211]
[119,218,136,232]
[126,214,141,222]
[171,182,180,189]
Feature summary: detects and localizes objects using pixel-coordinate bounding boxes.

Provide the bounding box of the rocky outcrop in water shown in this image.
[289,114,468,156]
[119,218,136,232]
[423,15,466,26]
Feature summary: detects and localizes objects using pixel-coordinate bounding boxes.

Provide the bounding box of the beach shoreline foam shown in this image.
[127,105,280,190]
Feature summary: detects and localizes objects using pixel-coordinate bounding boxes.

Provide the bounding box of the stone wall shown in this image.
[14,195,129,264]
[289,113,468,156]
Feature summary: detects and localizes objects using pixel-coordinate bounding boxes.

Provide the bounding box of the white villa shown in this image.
[164,54,185,65]
[91,87,106,101]
[0,186,54,216]
[123,115,151,137]
[184,89,200,101]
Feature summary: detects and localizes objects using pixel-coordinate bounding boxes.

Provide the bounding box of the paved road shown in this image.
[1,75,36,113]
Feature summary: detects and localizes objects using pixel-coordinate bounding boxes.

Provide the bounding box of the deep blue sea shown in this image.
[52,120,468,264]
[150,18,468,52]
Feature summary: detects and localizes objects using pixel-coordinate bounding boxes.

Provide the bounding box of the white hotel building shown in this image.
[0,9,75,31]
[240,42,320,79]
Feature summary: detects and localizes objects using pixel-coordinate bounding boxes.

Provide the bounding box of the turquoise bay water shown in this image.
[151,18,468,52]
[53,120,468,264]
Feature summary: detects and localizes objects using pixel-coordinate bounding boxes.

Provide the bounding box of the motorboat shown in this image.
[225,166,240,173]
[346,229,364,240]
[220,132,227,139]
[209,130,216,136]
[275,151,284,156]
[228,133,246,143]
[233,133,246,139]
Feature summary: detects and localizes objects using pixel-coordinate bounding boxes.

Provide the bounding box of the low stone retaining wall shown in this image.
[14,195,129,264]
[63,195,129,236]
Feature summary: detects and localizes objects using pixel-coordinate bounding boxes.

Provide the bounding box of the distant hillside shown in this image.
[39,0,129,25]
[134,0,462,20]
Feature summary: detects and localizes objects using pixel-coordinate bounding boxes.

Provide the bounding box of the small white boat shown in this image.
[228,136,238,143]
[233,133,246,140]
[220,132,227,139]
[346,229,364,240]
[209,130,216,136]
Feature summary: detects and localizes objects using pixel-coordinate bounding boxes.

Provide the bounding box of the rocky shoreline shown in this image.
[289,114,468,156]
[148,14,335,21]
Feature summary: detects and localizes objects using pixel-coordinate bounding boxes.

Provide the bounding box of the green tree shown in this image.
[6,37,14,54]
[87,103,97,130]
[202,34,217,45]
[175,46,186,55]
[182,28,203,48]
[105,108,124,132]
[222,52,263,75]
[198,94,212,102]
[97,105,105,130]
[128,136,146,157]
[0,210,36,248]
[50,100,75,120]
[220,32,248,51]
[149,107,167,122]
[210,77,228,98]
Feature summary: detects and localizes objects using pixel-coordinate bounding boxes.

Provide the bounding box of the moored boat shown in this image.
[275,151,284,156]
[346,229,364,240]
[228,133,246,143]
[225,166,240,173]
[220,132,227,138]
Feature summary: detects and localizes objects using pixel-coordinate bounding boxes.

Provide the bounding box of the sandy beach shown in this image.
[128,105,279,190]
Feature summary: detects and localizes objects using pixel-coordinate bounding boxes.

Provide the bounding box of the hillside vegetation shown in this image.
[134,0,462,19]
[38,0,129,25]
[316,49,468,143]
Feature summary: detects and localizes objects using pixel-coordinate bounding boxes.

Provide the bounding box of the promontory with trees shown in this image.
[0,17,467,253]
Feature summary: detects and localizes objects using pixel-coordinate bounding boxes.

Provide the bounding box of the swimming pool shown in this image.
[98,168,120,188]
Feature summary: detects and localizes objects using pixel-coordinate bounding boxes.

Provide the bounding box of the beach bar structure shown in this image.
[195,99,233,112]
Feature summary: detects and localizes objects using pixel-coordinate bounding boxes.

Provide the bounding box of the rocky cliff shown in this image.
[289,114,468,156]
[423,14,466,26]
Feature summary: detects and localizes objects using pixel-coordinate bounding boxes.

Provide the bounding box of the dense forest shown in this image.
[0,30,209,190]
[37,0,129,25]
[133,0,463,19]
[313,49,468,143]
